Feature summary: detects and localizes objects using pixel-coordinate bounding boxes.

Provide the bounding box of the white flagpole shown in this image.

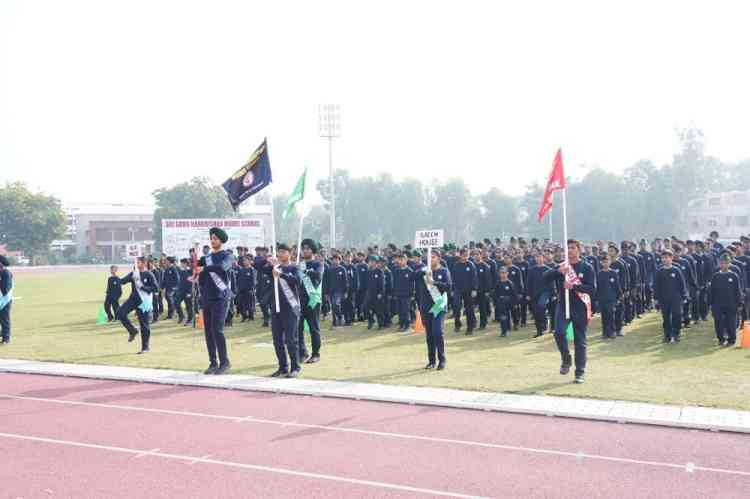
[562,187,570,320]
[269,187,281,314]
[295,172,307,266]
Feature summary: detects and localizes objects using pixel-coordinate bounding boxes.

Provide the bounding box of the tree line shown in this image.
[3,127,750,262]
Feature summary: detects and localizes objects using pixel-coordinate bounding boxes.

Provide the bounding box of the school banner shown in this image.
[161,218,264,258]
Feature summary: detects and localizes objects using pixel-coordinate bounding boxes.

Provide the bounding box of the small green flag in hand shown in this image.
[303,319,310,333]
[565,321,574,342]
[97,306,108,325]
[283,167,307,219]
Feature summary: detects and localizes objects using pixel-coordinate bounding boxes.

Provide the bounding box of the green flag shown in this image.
[97,306,108,325]
[565,321,574,342]
[283,167,307,219]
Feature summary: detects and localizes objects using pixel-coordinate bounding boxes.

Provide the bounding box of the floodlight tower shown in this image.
[319,104,341,248]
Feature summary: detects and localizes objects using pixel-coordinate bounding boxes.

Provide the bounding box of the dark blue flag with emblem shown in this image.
[222,138,273,210]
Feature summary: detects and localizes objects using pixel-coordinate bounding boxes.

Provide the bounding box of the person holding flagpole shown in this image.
[266,243,303,378]
[538,149,596,384]
[413,249,452,371]
[544,240,596,383]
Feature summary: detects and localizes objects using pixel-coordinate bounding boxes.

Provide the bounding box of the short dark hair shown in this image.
[567,239,581,250]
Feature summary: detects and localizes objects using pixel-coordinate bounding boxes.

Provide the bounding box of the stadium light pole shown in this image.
[319,104,341,248]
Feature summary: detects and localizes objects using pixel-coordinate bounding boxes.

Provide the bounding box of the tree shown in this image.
[152,177,234,252]
[479,188,520,241]
[0,182,66,261]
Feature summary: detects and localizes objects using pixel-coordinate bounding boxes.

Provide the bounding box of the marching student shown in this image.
[0,255,13,345]
[328,253,350,328]
[174,258,194,325]
[104,265,122,322]
[526,252,551,338]
[236,255,257,322]
[162,257,180,320]
[413,249,452,370]
[543,240,596,384]
[298,239,323,364]
[710,253,744,347]
[117,257,158,354]
[596,254,622,339]
[391,253,414,332]
[474,251,493,330]
[654,250,688,343]
[453,248,478,335]
[494,267,517,337]
[365,255,386,330]
[198,227,234,375]
[266,243,303,378]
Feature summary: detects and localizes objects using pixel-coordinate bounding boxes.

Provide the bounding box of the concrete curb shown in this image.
[1,358,748,434]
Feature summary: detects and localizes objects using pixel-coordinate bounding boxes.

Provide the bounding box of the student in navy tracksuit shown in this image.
[104,265,122,322]
[392,253,415,332]
[452,248,478,335]
[328,253,350,328]
[0,255,14,344]
[474,251,493,330]
[526,253,552,338]
[543,240,596,384]
[596,254,622,339]
[654,250,689,343]
[709,253,744,346]
[162,257,180,320]
[236,256,257,322]
[343,253,358,326]
[117,257,158,354]
[265,243,302,378]
[365,255,386,329]
[413,250,452,370]
[198,228,234,374]
[494,267,517,337]
[175,258,194,325]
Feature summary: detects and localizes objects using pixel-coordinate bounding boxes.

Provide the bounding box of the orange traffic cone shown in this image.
[412,310,425,334]
[738,323,750,349]
[196,312,204,329]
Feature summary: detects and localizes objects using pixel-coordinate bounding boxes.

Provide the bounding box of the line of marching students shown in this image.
[103,229,749,383]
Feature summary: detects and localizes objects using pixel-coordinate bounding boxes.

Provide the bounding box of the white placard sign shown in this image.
[126,244,142,258]
[415,229,444,249]
[162,218,265,258]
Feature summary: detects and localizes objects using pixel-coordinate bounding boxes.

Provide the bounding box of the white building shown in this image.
[50,203,155,262]
[687,190,750,241]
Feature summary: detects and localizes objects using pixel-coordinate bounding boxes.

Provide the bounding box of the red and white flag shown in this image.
[537,148,566,222]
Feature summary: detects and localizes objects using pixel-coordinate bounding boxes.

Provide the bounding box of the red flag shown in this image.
[537,148,566,222]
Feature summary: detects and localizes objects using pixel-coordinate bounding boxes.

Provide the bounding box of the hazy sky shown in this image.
[2,1,749,206]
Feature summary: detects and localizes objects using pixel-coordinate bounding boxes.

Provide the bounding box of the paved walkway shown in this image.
[1,358,748,433]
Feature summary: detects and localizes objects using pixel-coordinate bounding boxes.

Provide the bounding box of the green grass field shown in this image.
[3,268,750,410]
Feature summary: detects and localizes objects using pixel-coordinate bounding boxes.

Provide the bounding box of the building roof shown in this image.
[65,203,155,216]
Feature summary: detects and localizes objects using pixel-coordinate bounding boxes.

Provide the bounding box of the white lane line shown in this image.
[2,393,749,477]
[0,432,485,499]
[134,447,161,458]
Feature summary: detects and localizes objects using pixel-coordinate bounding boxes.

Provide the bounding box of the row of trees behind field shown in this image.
[3,127,750,261]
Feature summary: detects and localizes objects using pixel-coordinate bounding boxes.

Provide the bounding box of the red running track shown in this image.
[0,373,749,498]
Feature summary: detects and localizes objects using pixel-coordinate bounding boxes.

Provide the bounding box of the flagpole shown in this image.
[548,203,553,241]
[562,187,570,320]
[269,186,281,314]
[296,206,305,266]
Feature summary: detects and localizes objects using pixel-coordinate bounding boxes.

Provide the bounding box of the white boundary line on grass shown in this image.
[0,431,487,499]
[2,393,750,477]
